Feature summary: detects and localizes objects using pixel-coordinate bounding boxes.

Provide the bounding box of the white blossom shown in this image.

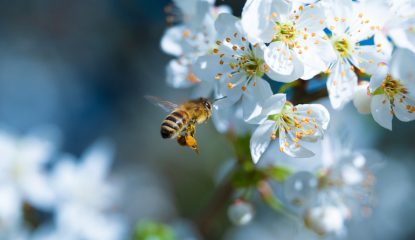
[322,0,392,109]
[0,129,57,211]
[161,0,230,96]
[242,0,335,82]
[198,13,278,121]
[50,140,117,211]
[249,94,330,163]
[369,48,415,130]
[304,205,345,236]
[46,140,125,240]
[296,136,378,236]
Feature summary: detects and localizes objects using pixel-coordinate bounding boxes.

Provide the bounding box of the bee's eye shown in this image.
[205,101,211,109]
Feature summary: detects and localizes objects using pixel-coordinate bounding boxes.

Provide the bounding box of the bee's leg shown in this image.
[185,123,199,153]
[176,134,187,146]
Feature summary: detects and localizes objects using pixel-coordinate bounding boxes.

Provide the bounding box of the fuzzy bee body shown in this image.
[161,109,189,139]
[146,96,213,152]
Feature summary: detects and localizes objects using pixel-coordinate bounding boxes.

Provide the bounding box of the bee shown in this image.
[145,96,213,153]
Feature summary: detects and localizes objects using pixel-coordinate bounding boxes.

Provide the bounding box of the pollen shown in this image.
[215,73,222,80]
[182,30,191,38]
[227,82,234,89]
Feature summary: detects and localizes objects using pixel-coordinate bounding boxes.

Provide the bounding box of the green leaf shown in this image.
[232,134,252,160]
[134,221,176,240]
[231,168,265,188]
[264,166,292,182]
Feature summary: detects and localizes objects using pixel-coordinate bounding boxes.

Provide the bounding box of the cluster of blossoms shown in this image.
[160,0,414,237]
[0,129,125,240]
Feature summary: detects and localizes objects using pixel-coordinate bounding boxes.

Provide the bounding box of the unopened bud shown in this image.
[352,81,371,114]
[227,200,254,225]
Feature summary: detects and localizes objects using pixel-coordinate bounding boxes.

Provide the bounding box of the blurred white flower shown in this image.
[161,0,230,95]
[0,129,57,210]
[0,184,22,236]
[212,100,254,135]
[51,140,116,211]
[46,140,126,240]
[369,48,415,130]
[367,0,415,54]
[249,94,330,162]
[294,136,379,236]
[241,0,335,82]
[322,0,392,109]
[304,205,345,236]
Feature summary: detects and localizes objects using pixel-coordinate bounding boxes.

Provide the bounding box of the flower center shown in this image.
[212,36,268,90]
[273,23,297,47]
[333,38,351,58]
[382,74,408,100]
[236,52,265,77]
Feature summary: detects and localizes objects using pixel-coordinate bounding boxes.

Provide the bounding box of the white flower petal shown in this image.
[265,42,304,82]
[390,48,415,93]
[389,27,415,54]
[327,60,358,109]
[241,0,289,43]
[296,3,326,33]
[261,93,287,118]
[394,97,415,122]
[250,121,275,164]
[322,0,354,35]
[355,45,391,75]
[166,59,194,89]
[369,64,388,92]
[279,127,315,158]
[242,79,273,123]
[160,26,185,57]
[371,94,393,130]
[288,104,330,143]
[215,13,240,37]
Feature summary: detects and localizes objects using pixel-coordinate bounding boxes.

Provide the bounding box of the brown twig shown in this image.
[194,176,234,238]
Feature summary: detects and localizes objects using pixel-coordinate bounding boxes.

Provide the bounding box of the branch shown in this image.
[194,176,234,238]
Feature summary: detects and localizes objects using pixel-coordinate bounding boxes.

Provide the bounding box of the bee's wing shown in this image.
[145,95,178,112]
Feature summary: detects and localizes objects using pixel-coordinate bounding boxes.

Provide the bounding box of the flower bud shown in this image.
[304,205,345,236]
[352,81,371,114]
[227,200,254,225]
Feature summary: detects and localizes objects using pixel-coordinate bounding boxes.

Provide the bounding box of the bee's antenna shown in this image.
[213,96,227,102]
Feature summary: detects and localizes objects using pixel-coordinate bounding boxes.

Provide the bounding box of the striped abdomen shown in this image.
[161,110,189,139]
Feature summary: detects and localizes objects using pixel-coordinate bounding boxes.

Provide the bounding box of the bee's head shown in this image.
[200,97,212,114]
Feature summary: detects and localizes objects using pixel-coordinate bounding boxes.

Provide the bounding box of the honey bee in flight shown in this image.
[145,96,214,153]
